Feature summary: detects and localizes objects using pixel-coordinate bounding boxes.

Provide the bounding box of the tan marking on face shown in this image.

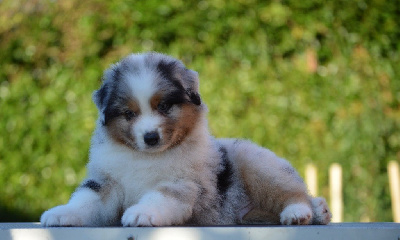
[150,93,162,110]
[106,98,140,149]
[127,99,141,115]
[162,103,202,149]
[107,117,134,147]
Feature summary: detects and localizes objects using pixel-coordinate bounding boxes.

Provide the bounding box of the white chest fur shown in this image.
[87,139,210,209]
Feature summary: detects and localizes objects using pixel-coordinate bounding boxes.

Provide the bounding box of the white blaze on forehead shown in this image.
[129,72,156,113]
[123,55,157,114]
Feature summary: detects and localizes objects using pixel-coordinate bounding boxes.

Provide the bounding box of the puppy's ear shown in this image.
[157,58,202,106]
[182,69,201,106]
[92,82,109,110]
[92,64,120,124]
[92,83,109,125]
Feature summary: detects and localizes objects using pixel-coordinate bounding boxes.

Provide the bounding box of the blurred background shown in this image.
[0,0,399,222]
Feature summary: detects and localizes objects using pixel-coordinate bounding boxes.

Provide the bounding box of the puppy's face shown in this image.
[93,53,203,153]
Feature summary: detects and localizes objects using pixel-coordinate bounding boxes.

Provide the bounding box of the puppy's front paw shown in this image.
[280,203,312,225]
[122,205,165,227]
[41,205,86,227]
[311,197,332,225]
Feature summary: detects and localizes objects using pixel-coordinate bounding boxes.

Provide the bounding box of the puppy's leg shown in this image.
[121,181,198,227]
[41,179,121,227]
[311,197,332,224]
[219,139,318,225]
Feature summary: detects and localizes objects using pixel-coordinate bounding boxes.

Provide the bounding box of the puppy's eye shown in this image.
[124,110,136,120]
[157,102,172,114]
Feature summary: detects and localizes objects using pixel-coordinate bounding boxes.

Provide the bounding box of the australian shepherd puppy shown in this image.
[41,52,331,227]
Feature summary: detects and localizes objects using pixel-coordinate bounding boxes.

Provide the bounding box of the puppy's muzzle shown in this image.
[143,131,160,146]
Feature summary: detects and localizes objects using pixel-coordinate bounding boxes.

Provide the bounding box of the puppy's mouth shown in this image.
[139,144,169,154]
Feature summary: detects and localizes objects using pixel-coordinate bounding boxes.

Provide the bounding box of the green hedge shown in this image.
[0,0,399,222]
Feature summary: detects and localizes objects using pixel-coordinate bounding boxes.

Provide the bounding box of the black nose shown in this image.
[143,132,160,146]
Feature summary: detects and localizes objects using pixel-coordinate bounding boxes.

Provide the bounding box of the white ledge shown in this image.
[1,223,400,240]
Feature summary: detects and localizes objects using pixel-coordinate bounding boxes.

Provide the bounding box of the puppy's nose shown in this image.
[143,131,160,146]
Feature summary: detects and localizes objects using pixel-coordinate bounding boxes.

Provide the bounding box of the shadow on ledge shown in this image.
[0,204,38,222]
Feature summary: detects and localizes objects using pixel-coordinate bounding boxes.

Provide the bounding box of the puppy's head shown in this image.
[93,52,204,153]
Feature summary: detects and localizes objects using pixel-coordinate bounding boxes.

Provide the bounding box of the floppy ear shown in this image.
[92,64,121,125]
[93,64,118,110]
[182,68,201,105]
[157,58,202,106]
[92,82,109,111]
[92,83,109,125]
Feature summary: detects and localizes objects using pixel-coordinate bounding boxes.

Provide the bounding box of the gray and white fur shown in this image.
[41,52,331,227]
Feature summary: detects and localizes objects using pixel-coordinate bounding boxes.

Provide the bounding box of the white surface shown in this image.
[1,223,400,240]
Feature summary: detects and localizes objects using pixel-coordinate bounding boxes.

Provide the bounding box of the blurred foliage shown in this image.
[0,0,399,222]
